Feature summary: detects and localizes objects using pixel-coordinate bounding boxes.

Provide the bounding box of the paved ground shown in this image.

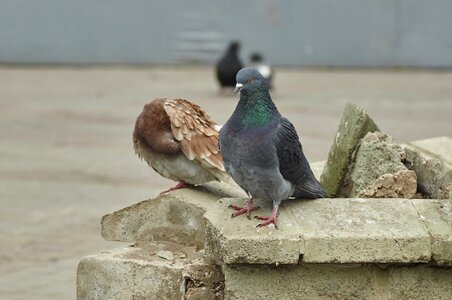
[0,66,451,299]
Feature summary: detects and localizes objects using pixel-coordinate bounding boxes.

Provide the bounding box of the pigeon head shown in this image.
[228,41,240,54]
[250,53,264,63]
[234,67,267,94]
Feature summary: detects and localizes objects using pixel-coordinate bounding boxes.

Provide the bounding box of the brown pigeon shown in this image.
[133,98,228,193]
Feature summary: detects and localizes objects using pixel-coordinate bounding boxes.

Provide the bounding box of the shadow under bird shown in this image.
[216,41,244,89]
[219,67,328,228]
[133,98,229,194]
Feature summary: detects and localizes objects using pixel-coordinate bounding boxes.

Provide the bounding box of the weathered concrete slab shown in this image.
[77,243,224,300]
[204,198,451,264]
[291,198,431,263]
[101,182,245,248]
[403,136,452,199]
[320,102,379,197]
[408,136,452,166]
[412,199,452,265]
[223,264,452,300]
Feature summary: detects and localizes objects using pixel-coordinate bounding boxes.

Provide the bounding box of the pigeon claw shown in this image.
[254,207,279,229]
[160,182,190,195]
[228,199,259,219]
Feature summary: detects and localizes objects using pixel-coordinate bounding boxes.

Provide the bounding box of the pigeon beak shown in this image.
[234,83,243,94]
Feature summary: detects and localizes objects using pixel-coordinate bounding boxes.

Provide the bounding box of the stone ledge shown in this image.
[101,181,245,248]
[204,198,452,265]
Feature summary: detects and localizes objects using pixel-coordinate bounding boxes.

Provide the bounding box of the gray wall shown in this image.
[1,0,451,67]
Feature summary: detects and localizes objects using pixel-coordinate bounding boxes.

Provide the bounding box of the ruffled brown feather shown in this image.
[163,98,225,172]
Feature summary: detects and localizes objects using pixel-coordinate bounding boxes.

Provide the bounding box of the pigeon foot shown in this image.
[255,207,279,229]
[160,182,190,194]
[229,198,260,219]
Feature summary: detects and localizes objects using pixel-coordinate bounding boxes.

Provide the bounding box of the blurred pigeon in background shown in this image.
[134,98,228,194]
[216,41,243,90]
[219,68,327,228]
[249,52,273,89]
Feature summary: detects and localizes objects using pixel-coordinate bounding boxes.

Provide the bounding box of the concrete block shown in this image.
[223,264,452,300]
[412,199,452,265]
[403,136,452,199]
[321,102,379,197]
[348,132,416,198]
[204,198,435,264]
[101,182,245,248]
[77,246,185,300]
[77,244,224,300]
[204,197,303,265]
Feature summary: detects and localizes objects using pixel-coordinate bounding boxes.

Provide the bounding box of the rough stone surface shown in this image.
[77,244,225,300]
[223,264,452,300]
[320,102,379,197]
[348,132,415,198]
[358,170,417,198]
[403,136,452,199]
[183,264,225,299]
[204,198,441,264]
[101,182,245,248]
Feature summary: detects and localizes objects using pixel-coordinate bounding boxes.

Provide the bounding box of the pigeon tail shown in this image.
[293,175,329,199]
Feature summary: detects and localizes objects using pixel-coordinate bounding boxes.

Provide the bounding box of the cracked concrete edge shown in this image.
[411,199,452,265]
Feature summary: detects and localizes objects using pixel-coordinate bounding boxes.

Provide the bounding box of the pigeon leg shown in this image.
[255,207,279,229]
[160,181,191,195]
[229,198,260,219]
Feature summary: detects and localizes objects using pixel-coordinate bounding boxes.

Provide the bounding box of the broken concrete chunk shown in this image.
[403,136,452,199]
[358,170,417,198]
[347,132,416,198]
[320,102,379,197]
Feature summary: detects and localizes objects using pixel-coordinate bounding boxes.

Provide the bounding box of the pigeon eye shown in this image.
[247,78,254,83]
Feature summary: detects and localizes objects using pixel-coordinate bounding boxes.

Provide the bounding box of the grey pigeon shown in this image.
[216,41,243,89]
[249,52,273,89]
[219,67,327,228]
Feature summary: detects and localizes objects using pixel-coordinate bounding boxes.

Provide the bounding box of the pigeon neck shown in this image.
[235,91,278,127]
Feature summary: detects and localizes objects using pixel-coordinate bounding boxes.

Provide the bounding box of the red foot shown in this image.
[160,182,190,194]
[255,207,279,229]
[229,198,260,219]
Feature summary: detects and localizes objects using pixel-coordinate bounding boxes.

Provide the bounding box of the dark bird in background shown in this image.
[216,41,243,90]
[249,52,273,89]
[134,98,229,194]
[219,68,327,228]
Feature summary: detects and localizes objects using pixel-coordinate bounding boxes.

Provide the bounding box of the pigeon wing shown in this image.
[276,117,327,198]
[163,99,226,174]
